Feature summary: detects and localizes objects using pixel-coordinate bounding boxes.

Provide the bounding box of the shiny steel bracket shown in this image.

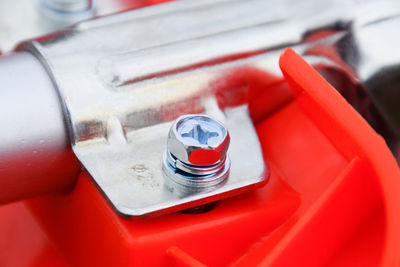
[75,100,267,218]
[15,0,288,217]
[8,0,400,215]
[69,77,268,217]
[20,41,269,218]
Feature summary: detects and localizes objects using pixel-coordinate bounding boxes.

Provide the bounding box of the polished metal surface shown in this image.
[0,0,399,208]
[18,0,397,145]
[11,0,400,215]
[0,0,126,52]
[315,14,400,160]
[69,87,265,217]
[163,114,231,196]
[351,16,400,148]
[0,52,79,204]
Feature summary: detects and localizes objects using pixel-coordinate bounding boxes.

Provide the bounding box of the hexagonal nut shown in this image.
[167,114,230,166]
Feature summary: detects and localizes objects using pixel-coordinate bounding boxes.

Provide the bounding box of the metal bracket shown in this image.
[67,59,269,217]
[76,100,267,217]
[16,0,281,218]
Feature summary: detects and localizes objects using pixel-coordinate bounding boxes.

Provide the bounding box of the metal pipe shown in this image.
[0,52,79,204]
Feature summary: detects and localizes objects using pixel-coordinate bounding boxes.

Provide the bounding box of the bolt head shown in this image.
[167,114,230,166]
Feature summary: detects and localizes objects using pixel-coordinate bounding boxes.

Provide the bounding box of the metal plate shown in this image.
[76,102,267,217]
[11,0,400,216]
[17,0,289,218]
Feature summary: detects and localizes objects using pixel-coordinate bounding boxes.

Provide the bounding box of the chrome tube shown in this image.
[0,52,79,204]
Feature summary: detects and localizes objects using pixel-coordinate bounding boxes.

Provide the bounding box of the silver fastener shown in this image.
[41,0,92,13]
[39,0,95,26]
[162,114,230,194]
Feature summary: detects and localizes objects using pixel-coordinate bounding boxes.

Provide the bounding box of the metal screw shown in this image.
[162,114,230,193]
[41,0,92,13]
[39,0,94,26]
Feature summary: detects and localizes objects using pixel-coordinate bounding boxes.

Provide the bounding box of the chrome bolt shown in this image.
[162,114,231,193]
[41,0,92,13]
[39,0,94,26]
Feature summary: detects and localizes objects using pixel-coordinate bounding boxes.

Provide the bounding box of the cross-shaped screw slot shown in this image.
[181,124,219,145]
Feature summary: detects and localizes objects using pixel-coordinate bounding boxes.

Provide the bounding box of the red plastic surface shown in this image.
[1,47,400,266]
